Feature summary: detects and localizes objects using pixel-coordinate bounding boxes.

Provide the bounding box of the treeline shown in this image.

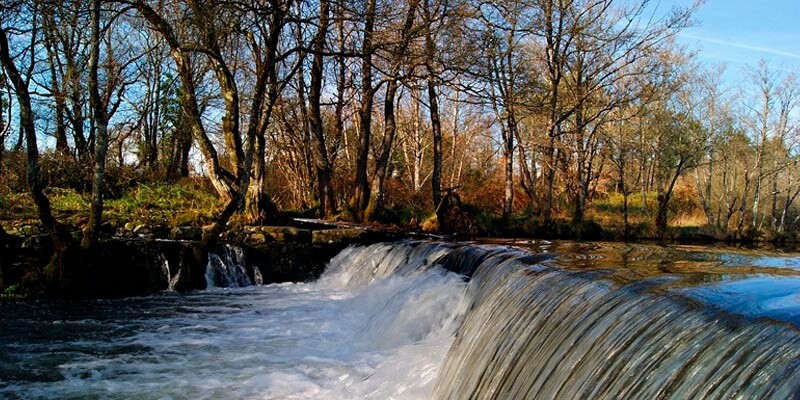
[1,0,798,243]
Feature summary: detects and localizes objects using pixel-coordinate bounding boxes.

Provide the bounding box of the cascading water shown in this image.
[2,240,800,399]
[0,241,469,399]
[205,244,263,288]
[433,254,800,399]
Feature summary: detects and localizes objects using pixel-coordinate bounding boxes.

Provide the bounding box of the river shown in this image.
[1,240,799,399]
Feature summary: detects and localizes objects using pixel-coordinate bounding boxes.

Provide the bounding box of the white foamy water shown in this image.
[0,243,469,400]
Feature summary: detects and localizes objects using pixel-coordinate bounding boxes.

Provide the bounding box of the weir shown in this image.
[202,241,800,398]
[434,252,800,399]
[2,240,799,399]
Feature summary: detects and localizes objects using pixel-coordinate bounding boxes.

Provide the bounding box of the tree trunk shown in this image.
[737,169,751,238]
[542,133,556,222]
[365,79,400,222]
[244,5,284,224]
[364,0,418,222]
[309,0,335,218]
[0,28,70,255]
[133,1,235,202]
[349,0,377,220]
[429,79,443,217]
[656,161,685,236]
[45,40,70,155]
[422,0,443,221]
[186,0,243,176]
[68,58,89,157]
[502,116,515,226]
[81,0,109,249]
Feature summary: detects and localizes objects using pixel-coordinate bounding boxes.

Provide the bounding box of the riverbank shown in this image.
[5,181,800,244]
[3,180,799,298]
[0,219,412,299]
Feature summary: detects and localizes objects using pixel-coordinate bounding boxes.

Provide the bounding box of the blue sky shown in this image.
[658,0,800,83]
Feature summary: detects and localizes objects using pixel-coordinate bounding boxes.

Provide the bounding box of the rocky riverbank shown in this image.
[0,220,410,299]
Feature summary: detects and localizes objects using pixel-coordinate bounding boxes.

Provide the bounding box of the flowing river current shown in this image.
[2,240,800,399]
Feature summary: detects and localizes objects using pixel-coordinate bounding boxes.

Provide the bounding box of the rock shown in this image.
[247,232,267,243]
[243,225,262,234]
[245,242,347,283]
[311,228,368,244]
[170,226,202,241]
[49,239,173,298]
[262,226,312,242]
[421,215,439,232]
[19,225,39,236]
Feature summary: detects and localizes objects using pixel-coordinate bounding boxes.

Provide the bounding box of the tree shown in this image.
[364,0,422,221]
[651,108,706,234]
[0,64,11,164]
[1,9,72,258]
[39,0,95,158]
[349,0,378,220]
[308,0,336,217]
[467,0,533,225]
[82,0,139,248]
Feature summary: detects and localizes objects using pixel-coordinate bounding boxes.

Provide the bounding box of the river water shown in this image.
[2,240,800,399]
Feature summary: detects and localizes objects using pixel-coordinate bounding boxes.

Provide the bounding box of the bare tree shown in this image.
[1,12,71,256]
[364,0,422,221]
[308,0,336,217]
[349,0,378,220]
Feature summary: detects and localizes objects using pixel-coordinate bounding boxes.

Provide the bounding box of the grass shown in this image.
[104,181,219,227]
[586,192,655,234]
[1,179,220,232]
[0,176,720,242]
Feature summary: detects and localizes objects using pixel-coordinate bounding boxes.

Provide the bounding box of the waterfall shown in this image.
[320,241,456,289]
[194,241,800,397]
[162,256,180,291]
[432,246,800,400]
[205,244,257,288]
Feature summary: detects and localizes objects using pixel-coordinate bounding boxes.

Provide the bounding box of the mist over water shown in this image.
[2,240,800,399]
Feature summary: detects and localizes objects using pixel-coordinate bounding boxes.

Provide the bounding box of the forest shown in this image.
[1,0,799,249]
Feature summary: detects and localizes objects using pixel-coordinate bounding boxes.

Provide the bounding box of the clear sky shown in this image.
[659,0,800,83]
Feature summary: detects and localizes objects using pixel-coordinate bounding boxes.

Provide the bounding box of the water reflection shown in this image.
[478,239,800,326]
